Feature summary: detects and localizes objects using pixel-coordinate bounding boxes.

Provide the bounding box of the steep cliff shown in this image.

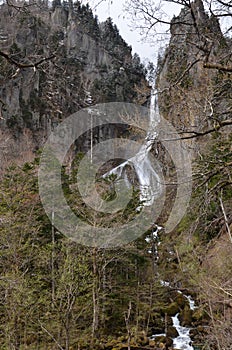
[157,0,231,142]
[0,1,148,172]
[156,1,232,347]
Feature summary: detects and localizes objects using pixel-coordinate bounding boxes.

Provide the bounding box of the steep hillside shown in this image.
[157,0,231,142]
[156,1,232,348]
[0,0,148,172]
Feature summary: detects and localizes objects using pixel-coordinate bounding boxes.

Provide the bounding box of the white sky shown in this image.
[84,0,232,65]
[84,0,181,64]
[89,0,157,62]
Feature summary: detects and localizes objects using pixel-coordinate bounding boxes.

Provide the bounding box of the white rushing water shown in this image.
[103,87,162,206]
[171,293,196,350]
[151,288,196,349]
[185,295,197,311]
[172,314,194,350]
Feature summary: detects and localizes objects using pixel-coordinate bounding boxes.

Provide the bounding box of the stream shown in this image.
[172,312,194,350]
[172,291,196,350]
[150,292,195,350]
[148,227,196,349]
[171,293,196,350]
[104,86,196,349]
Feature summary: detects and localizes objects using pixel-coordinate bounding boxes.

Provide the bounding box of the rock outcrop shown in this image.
[0,1,147,172]
[157,0,231,143]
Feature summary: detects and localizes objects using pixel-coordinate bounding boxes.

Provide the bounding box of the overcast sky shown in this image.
[88,0,157,62]
[84,0,232,65]
[84,0,181,64]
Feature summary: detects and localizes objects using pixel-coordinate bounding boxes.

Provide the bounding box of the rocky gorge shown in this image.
[0,0,231,349]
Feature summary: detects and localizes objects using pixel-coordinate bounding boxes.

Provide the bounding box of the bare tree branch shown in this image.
[0,50,56,69]
[165,119,232,141]
[216,0,232,8]
[39,321,64,350]
[219,196,232,244]
[173,58,201,85]
[203,62,232,72]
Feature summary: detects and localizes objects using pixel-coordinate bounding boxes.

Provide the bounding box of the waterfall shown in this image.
[172,314,194,350]
[103,86,162,207]
[150,288,196,349]
[184,295,197,311]
[171,292,196,350]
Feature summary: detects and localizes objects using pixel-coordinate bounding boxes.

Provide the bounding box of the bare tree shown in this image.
[124,0,232,72]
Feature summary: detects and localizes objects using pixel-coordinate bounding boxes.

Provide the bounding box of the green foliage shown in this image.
[73,1,100,38]
[0,160,172,348]
[177,212,196,233]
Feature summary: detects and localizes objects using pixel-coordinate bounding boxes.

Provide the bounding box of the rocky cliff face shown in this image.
[156,2,232,347]
[0,1,147,172]
[156,0,231,148]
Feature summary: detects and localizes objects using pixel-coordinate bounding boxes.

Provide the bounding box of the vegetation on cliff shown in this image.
[0,1,231,349]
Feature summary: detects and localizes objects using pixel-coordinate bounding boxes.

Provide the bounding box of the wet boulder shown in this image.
[175,292,188,308]
[166,325,179,338]
[179,305,192,326]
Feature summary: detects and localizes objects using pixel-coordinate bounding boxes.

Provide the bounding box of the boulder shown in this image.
[179,305,192,326]
[175,292,188,308]
[165,336,173,347]
[192,307,209,324]
[162,302,179,316]
[166,325,179,338]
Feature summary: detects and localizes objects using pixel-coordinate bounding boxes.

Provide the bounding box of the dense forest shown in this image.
[0,0,232,350]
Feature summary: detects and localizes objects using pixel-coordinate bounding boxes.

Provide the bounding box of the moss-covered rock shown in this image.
[167,325,179,338]
[175,292,188,308]
[154,335,166,343]
[179,305,192,326]
[136,333,149,346]
[149,339,156,347]
[192,307,208,323]
[162,302,179,316]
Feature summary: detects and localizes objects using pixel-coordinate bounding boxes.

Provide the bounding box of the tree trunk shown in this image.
[92,247,99,339]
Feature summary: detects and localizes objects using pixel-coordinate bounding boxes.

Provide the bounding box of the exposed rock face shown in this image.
[0,1,147,172]
[156,0,231,146]
[155,2,232,346]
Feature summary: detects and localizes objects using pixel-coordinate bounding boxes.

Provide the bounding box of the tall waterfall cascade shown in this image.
[103,87,162,207]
